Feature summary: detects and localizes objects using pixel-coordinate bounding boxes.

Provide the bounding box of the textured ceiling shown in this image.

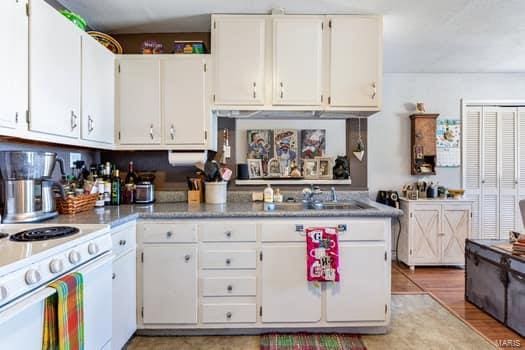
[57,0,525,73]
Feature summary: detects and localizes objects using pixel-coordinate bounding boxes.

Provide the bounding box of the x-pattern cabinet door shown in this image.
[410,205,441,264]
[442,204,471,264]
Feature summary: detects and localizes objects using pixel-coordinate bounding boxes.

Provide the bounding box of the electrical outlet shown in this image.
[69,153,81,168]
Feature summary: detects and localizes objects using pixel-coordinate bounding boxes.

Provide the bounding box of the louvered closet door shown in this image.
[464,106,482,238]
[518,107,525,231]
[499,108,518,238]
[481,107,499,239]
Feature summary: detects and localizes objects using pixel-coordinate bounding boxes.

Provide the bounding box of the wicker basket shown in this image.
[56,194,98,215]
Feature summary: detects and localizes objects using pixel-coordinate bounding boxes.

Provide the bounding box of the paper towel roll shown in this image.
[168,151,207,167]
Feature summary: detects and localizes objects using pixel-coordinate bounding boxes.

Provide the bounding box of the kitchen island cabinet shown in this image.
[136,217,391,333]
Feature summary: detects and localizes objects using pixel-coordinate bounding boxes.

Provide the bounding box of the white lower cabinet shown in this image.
[112,250,136,350]
[261,245,322,323]
[142,245,198,324]
[137,218,391,331]
[326,243,387,322]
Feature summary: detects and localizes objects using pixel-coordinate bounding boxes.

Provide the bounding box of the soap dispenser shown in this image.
[264,184,274,203]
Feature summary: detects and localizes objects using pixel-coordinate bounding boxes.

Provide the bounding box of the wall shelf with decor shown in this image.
[235,179,351,186]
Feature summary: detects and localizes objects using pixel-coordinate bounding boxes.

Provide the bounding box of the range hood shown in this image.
[214,110,377,119]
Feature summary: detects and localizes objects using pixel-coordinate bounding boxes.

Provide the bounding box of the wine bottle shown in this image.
[125,161,139,185]
[111,169,122,206]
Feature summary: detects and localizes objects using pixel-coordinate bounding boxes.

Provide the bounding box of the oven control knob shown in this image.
[88,243,99,255]
[25,269,41,285]
[0,286,8,301]
[49,259,64,274]
[69,251,81,264]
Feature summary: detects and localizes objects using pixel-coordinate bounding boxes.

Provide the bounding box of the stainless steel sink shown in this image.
[265,200,377,211]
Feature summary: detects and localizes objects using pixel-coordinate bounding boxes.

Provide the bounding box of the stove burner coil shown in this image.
[10,226,80,242]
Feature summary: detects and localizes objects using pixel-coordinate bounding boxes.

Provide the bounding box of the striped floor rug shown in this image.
[260,333,366,350]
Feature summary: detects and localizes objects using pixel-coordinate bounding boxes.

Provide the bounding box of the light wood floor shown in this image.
[392,262,524,348]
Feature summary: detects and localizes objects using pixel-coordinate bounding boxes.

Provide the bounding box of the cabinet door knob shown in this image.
[253,82,257,99]
[227,285,233,292]
[280,82,284,99]
[150,124,154,140]
[225,258,231,265]
[119,239,126,246]
[166,231,173,238]
[226,312,232,319]
[184,254,191,262]
[225,231,232,238]
[112,273,116,280]
[371,82,377,99]
[88,115,94,133]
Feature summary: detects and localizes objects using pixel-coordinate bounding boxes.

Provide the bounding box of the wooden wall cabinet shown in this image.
[410,113,439,175]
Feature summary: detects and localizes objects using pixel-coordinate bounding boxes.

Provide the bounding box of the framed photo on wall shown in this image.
[267,158,282,177]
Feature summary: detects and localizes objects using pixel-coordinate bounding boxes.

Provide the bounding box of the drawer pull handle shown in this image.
[166,231,173,238]
[112,273,116,280]
[225,258,231,265]
[227,285,233,292]
[295,225,304,232]
[225,231,232,238]
[119,239,126,246]
[226,312,232,319]
[184,255,191,262]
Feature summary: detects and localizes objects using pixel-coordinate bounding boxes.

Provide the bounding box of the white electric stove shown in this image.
[0,223,113,350]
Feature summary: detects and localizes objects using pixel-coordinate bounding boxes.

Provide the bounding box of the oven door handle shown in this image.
[0,287,56,325]
[76,252,114,274]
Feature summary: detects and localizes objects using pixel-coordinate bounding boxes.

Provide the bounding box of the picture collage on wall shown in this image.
[246,129,333,179]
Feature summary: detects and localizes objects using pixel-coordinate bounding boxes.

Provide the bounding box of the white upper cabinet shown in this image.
[162,56,209,146]
[272,17,324,106]
[212,16,266,105]
[0,0,27,130]
[29,0,81,139]
[328,16,382,108]
[82,34,115,144]
[117,58,161,145]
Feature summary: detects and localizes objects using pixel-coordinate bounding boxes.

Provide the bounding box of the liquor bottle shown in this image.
[111,169,122,206]
[125,161,139,185]
[103,162,112,206]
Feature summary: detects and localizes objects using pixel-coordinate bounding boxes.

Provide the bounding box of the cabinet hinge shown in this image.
[321,95,323,103]
[25,2,30,17]
[213,94,216,103]
[321,22,324,30]
[328,96,331,105]
[470,212,472,218]
[259,306,262,317]
[141,252,144,263]
[329,20,332,29]
[409,249,412,255]
[118,64,121,73]
[384,251,387,261]
[141,307,144,319]
[213,21,216,29]
[118,131,121,140]
[410,212,413,218]
[259,251,263,261]
[204,63,207,72]
[25,110,30,125]
[204,130,208,141]
[385,304,388,315]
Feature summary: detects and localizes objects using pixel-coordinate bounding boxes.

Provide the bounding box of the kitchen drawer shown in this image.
[201,277,256,297]
[201,250,256,269]
[201,303,256,323]
[260,219,385,242]
[140,222,197,243]
[200,222,256,242]
[111,224,136,258]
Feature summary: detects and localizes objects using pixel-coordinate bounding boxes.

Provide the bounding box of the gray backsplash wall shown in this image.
[0,138,100,180]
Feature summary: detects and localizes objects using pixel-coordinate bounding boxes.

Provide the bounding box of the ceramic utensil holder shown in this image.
[205,182,227,204]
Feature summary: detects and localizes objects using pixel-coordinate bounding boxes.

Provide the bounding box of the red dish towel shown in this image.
[306,227,340,282]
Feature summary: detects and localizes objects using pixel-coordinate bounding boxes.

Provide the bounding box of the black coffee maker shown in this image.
[376,190,400,208]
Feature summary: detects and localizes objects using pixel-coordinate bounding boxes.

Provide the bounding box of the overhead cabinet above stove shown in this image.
[211,14,383,113]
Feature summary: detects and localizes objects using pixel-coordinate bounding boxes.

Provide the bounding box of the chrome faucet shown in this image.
[302,185,323,207]
[330,187,338,203]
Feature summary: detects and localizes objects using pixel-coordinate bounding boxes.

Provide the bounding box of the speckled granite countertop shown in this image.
[47,199,403,228]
